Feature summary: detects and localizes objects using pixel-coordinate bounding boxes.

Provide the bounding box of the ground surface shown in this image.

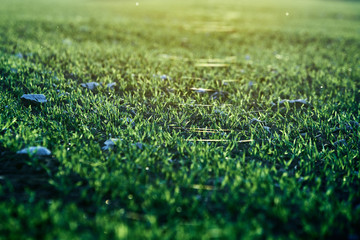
[0,0,360,239]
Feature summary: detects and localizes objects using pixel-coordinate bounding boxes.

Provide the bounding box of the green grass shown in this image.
[0,0,360,239]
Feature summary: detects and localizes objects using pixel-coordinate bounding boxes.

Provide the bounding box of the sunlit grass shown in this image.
[0,0,360,239]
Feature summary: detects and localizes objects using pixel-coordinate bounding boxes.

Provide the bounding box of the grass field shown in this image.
[0,0,360,239]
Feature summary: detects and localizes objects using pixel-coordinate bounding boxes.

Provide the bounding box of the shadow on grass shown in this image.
[0,146,97,215]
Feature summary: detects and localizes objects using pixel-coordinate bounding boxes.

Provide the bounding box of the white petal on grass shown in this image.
[21,94,47,104]
[272,99,309,108]
[190,87,214,93]
[58,92,70,98]
[160,75,171,80]
[121,117,135,127]
[102,138,121,150]
[81,82,100,91]
[286,99,308,105]
[107,82,117,89]
[153,74,172,80]
[263,126,271,134]
[249,118,265,125]
[135,142,143,150]
[15,53,23,58]
[17,146,51,156]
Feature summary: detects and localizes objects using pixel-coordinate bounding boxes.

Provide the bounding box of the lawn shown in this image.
[0,0,360,239]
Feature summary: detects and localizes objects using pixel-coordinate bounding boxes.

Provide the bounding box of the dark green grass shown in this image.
[0,0,360,239]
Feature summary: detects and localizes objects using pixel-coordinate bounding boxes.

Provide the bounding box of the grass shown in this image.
[0,0,360,239]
